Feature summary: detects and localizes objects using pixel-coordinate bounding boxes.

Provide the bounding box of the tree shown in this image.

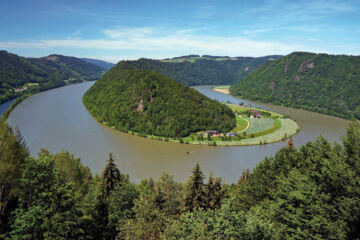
[107,176,139,239]
[205,175,224,210]
[342,121,360,174]
[183,162,207,212]
[101,153,122,200]
[153,173,183,216]
[10,155,86,240]
[0,121,28,233]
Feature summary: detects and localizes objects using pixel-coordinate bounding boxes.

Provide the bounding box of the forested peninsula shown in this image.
[83,66,236,138]
[0,50,106,105]
[230,52,360,119]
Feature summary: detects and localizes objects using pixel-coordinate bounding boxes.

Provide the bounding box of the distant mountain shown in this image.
[113,55,282,86]
[230,52,360,119]
[0,50,105,105]
[83,67,236,138]
[82,58,115,70]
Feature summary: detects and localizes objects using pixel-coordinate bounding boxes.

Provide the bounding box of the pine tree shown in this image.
[183,162,206,211]
[205,175,224,210]
[101,153,122,200]
[342,121,360,173]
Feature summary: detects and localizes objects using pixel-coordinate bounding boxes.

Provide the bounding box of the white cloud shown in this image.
[242,28,272,35]
[0,26,348,58]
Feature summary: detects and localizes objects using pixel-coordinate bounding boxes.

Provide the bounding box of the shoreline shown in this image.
[84,98,299,147]
[0,80,96,122]
[213,86,230,95]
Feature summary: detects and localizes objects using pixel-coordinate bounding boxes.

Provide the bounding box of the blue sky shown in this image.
[0,0,359,63]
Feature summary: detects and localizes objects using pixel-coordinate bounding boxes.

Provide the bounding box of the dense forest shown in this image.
[0,51,105,105]
[230,52,360,119]
[1,118,359,239]
[83,67,236,138]
[113,55,282,86]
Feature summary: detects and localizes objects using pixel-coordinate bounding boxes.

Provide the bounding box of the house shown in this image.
[249,110,262,118]
[204,130,220,137]
[226,132,238,137]
[14,86,27,92]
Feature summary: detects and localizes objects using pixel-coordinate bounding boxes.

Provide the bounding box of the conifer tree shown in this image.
[183,162,206,211]
[101,153,122,200]
[205,175,224,210]
[342,121,360,173]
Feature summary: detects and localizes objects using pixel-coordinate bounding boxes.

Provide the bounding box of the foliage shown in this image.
[0,50,105,105]
[112,55,282,86]
[183,162,207,211]
[0,120,28,234]
[230,52,360,119]
[83,68,236,137]
[9,155,86,240]
[1,119,360,239]
[101,153,122,201]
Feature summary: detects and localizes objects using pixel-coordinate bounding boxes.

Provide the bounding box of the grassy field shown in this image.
[231,115,249,132]
[245,118,274,134]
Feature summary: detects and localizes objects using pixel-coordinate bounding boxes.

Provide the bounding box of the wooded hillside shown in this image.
[230,52,360,119]
[83,67,236,138]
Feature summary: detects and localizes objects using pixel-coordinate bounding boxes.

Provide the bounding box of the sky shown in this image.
[0,0,359,63]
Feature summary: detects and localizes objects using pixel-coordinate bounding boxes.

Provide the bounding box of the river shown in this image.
[5,82,349,183]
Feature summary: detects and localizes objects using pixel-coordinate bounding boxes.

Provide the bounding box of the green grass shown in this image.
[226,104,283,118]
[26,82,40,87]
[231,116,248,133]
[245,118,282,138]
[214,85,230,90]
[245,118,275,134]
[238,119,298,145]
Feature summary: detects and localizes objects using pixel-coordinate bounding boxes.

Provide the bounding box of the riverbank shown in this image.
[0,94,31,121]
[213,85,230,95]
[0,80,97,122]
[93,102,299,146]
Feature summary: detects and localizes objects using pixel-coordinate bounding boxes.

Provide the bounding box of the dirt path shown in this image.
[238,115,250,133]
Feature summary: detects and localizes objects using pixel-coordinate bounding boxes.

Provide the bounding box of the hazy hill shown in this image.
[113,55,282,86]
[83,67,236,137]
[230,52,360,119]
[0,50,105,104]
[82,58,115,70]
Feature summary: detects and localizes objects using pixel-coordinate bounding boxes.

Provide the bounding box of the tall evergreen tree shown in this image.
[205,175,224,210]
[342,121,360,173]
[101,153,122,200]
[183,162,207,212]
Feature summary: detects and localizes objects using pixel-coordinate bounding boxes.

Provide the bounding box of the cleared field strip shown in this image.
[231,115,249,132]
[240,119,298,145]
[245,118,274,134]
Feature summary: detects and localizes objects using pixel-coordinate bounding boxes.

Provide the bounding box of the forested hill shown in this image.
[82,58,115,70]
[230,52,360,119]
[0,50,105,104]
[112,55,282,86]
[83,67,236,137]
